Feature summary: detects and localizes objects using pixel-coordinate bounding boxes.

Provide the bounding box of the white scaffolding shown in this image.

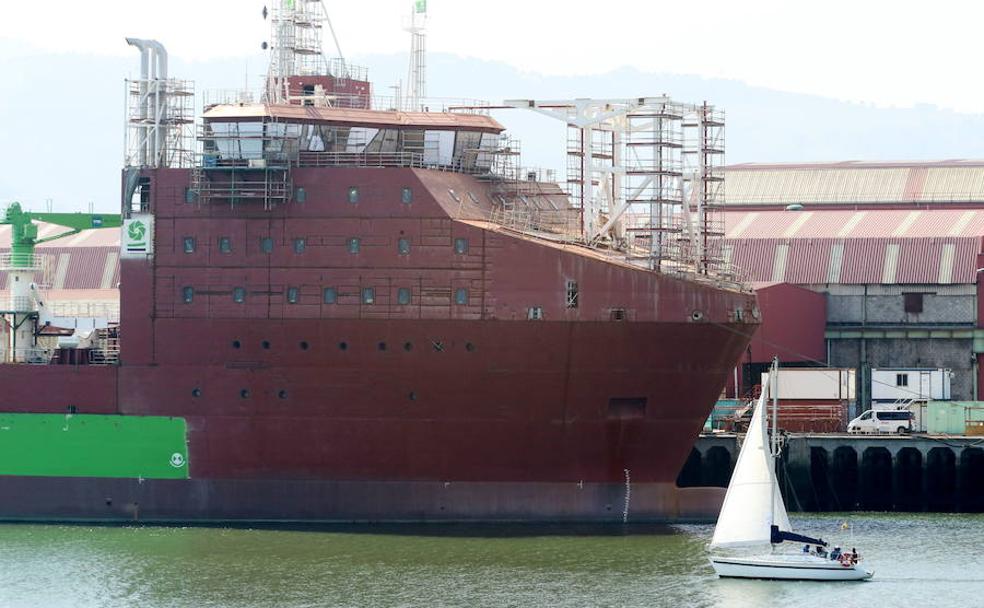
[504,97,727,276]
[265,0,348,103]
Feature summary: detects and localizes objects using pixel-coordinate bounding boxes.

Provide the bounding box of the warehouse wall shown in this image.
[821,284,976,326]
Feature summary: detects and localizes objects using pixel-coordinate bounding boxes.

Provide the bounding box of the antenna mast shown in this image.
[404,0,427,111]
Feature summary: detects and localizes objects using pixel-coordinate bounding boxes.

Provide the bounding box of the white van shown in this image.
[847,409,913,434]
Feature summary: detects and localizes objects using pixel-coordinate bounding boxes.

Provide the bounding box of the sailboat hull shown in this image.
[710,555,873,581]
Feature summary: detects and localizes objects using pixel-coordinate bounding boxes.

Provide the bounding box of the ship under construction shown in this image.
[0,0,757,523]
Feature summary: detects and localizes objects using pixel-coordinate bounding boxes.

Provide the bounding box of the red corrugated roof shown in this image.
[725,209,984,239]
[724,209,984,284]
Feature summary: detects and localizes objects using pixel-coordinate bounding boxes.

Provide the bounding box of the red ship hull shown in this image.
[0,166,756,523]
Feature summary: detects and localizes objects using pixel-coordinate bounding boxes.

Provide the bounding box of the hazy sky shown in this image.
[2,0,982,111]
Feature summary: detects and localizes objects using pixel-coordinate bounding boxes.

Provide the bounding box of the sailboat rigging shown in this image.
[708,357,873,581]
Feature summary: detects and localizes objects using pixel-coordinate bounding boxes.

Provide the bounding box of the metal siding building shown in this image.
[723,161,984,404]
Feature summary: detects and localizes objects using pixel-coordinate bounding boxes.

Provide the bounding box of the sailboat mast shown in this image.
[769,356,779,537]
[771,356,779,456]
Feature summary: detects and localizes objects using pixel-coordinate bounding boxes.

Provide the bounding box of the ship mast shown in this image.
[264,0,345,103]
[404,0,427,111]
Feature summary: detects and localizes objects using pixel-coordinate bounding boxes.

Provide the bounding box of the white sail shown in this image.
[709,388,791,549]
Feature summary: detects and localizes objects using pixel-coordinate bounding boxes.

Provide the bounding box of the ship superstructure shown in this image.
[0,1,758,523]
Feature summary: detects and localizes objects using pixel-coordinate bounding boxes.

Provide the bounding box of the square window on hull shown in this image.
[398,287,411,305]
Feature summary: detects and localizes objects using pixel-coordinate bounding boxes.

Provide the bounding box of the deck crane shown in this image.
[0,202,121,362]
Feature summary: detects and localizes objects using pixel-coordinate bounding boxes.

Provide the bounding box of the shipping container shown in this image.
[761,368,856,401]
[926,401,968,435]
[871,368,951,403]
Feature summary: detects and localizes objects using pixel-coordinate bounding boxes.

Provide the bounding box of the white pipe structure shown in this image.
[146,40,169,166]
[125,38,150,166]
[125,38,169,167]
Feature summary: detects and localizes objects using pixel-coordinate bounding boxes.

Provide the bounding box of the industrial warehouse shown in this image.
[682,160,984,512]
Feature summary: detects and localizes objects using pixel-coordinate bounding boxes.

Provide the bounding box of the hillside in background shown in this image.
[2,41,983,212]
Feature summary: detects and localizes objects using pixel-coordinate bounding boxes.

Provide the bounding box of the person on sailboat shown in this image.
[830,546,842,560]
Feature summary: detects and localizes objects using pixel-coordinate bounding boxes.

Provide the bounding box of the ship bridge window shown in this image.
[183,237,196,254]
[206,121,266,160]
[182,286,194,304]
[454,238,469,254]
[454,132,483,170]
[233,287,246,303]
[401,187,413,204]
[425,130,455,166]
[218,237,232,254]
[293,238,306,254]
[348,238,361,254]
[323,287,338,304]
[348,186,360,204]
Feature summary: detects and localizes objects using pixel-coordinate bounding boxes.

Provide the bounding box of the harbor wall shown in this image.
[683,434,984,513]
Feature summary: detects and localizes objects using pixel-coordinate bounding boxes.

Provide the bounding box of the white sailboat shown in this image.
[708,359,873,581]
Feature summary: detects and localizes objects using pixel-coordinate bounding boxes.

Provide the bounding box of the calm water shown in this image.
[0,514,980,608]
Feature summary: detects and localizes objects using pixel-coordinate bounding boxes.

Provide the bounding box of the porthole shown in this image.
[465,342,476,352]
[240,389,250,399]
[191,388,202,398]
[299,341,310,350]
[403,342,413,352]
[278,390,288,400]
[691,310,704,321]
[232,340,241,349]
[339,341,348,351]
[409,391,417,401]
[261,340,271,350]
[378,342,387,351]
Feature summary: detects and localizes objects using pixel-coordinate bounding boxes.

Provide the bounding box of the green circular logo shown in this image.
[128,220,146,241]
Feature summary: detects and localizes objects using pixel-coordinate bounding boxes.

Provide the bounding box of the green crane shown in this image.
[0,202,122,363]
[1,202,122,268]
